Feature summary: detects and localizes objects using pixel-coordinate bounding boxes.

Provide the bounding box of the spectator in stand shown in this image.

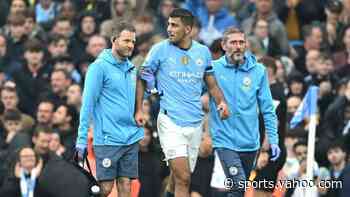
[333,25,350,78]
[59,0,77,24]
[242,0,290,55]
[276,0,326,41]
[51,16,74,40]
[1,86,35,131]
[9,0,27,15]
[287,96,302,122]
[85,34,107,61]
[3,13,28,64]
[132,14,156,36]
[132,32,154,68]
[52,55,81,84]
[36,100,55,127]
[0,146,44,197]
[248,18,283,58]
[340,0,350,26]
[184,0,238,46]
[1,109,32,156]
[324,142,348,197]
[324,0,344,51]
[35,0,60,26]
[209,38,224,60]
[23,9,48,43]
[293,24,325,75]
[155,0,178,37]
[41,68,72,107]
[47,34,69,60]
[70,11,98,62]
[12,38,50,116]
[99,0,134,38]
[49,132,68,159]
[66,83,82,112]
[70,12,98,59]
[0,34,18,77]
[285,140,320,197]
[318,79,350,159]
[52,103,78,160]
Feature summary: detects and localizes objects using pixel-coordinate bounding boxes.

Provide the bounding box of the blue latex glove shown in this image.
[140,68,157,93]
[270,144,281,161]
[75,144,87,163]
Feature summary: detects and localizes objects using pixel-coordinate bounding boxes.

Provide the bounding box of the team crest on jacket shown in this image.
[243,76,251,87]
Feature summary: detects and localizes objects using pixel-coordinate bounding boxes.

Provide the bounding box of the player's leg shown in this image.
[117,177,131,197]
[168,156,191,197]
[238,151,258,181]
[94,145,120,197]
[99,181,115,197]
[117,143,139,197]
[164,171,175,197]
[157,112,192,197]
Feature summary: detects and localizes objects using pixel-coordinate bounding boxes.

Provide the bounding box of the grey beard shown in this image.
[232,53,243,65]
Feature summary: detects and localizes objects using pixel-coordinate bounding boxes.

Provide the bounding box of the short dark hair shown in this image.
[48,34,68,45]
[54,16,72,26]
[24,38,43,52]
[52,68,71,80]
[23,8,36,21]
[169,8,194,27]
[259,56,277,73]
[111,21,136,40]
[57,103,78,129]
[293,139,307,152]
[209,38,224,54]
[302,22,322,39]
[3,109,21,121]
[33,125,53,137]
[7,12,26,26]
[327,142,346,153]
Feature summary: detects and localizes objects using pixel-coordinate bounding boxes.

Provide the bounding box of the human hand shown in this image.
[75,144,87,166]
[134,110,145,127]
[217,102,229,119]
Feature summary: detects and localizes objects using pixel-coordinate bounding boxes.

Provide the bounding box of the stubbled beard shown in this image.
[232,52,243,64]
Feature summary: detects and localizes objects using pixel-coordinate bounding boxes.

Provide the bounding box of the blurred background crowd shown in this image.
[0,0,350,196]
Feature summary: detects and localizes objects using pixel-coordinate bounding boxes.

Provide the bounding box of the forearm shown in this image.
[77,104,91,146]
[209,85,225,105]
[205,74,226,105]
[136,78,146,112]
[263,112,279,145]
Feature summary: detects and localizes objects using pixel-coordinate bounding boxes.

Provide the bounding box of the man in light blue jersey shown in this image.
[135,8,229,197]
[75,22,143,197]
[209,27,280,197]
